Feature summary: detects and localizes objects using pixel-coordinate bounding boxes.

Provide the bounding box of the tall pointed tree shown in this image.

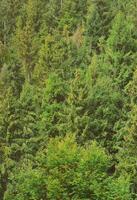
[15,0,42,82]
[38,73,67,140]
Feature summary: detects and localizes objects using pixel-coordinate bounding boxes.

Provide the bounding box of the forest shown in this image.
[0,0,137,199]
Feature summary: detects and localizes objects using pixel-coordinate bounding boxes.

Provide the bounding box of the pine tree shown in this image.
[58,0,87,31]
[85,0,112,52]
[15,0,42,82]
[38,73,67,140]
[62,69,90,143]
[0,63,23,200]
[104,11,137,89]
[34,30,80,83]
[0,0,24,45]
[117,68,137,195]
[17,82,40,155]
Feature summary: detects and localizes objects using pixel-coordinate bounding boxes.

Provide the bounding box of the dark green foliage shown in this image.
[0,0,137,199]
[85,0,112,51]
[38,73,67,138]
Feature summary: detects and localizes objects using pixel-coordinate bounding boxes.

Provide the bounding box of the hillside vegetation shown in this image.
[0,0,137,199]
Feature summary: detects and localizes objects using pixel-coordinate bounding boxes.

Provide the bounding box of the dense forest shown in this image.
[1,0,137,199]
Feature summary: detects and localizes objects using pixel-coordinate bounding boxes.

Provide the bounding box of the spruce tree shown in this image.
[0,63,23,200]
[62,69,90,143]
[15,0,42,82]
[38,73,67,139]
[86,0,112,52]
[117,68,137,195]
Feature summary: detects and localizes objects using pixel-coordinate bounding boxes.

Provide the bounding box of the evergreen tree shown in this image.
[0,0,136,198]
[85,0,112,52]
[15,0,42,82]
[104,11,137,89]
[0,63,23,200]
[117,68,137,196]
[38,73,67,139]
[0,0,24,45]
[62,69,90,143]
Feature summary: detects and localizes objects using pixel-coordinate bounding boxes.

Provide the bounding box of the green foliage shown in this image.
[46,135,109,200]
[62,69,90,142]
[86,0,112,51]
[5,135,132,200]
[0,0,137,199]
[4,161,45,200]
[117,68,137,195]
[38,73,67,137]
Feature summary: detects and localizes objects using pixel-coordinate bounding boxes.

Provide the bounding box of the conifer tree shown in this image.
[15,0,42,82]
[117,68,137,195]
[17,82,40,155]
[86,0,112,51]
[0,0,136,199]
[62,69,90,143]
[38,73,67,139]
[0,0,24,45]
[104,11,137,89]
[0,63,23,200]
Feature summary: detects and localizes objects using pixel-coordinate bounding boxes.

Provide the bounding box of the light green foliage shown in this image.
[14,0,43,82]
[58,0,87,31]
[46,135,110,200]
[104,11,137,89]
[107,175,133,200]
[117,69,137,195]
[4,161,45,200]
[36,33,69,74]
[5,135,132,200]
[62,69,90,142]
